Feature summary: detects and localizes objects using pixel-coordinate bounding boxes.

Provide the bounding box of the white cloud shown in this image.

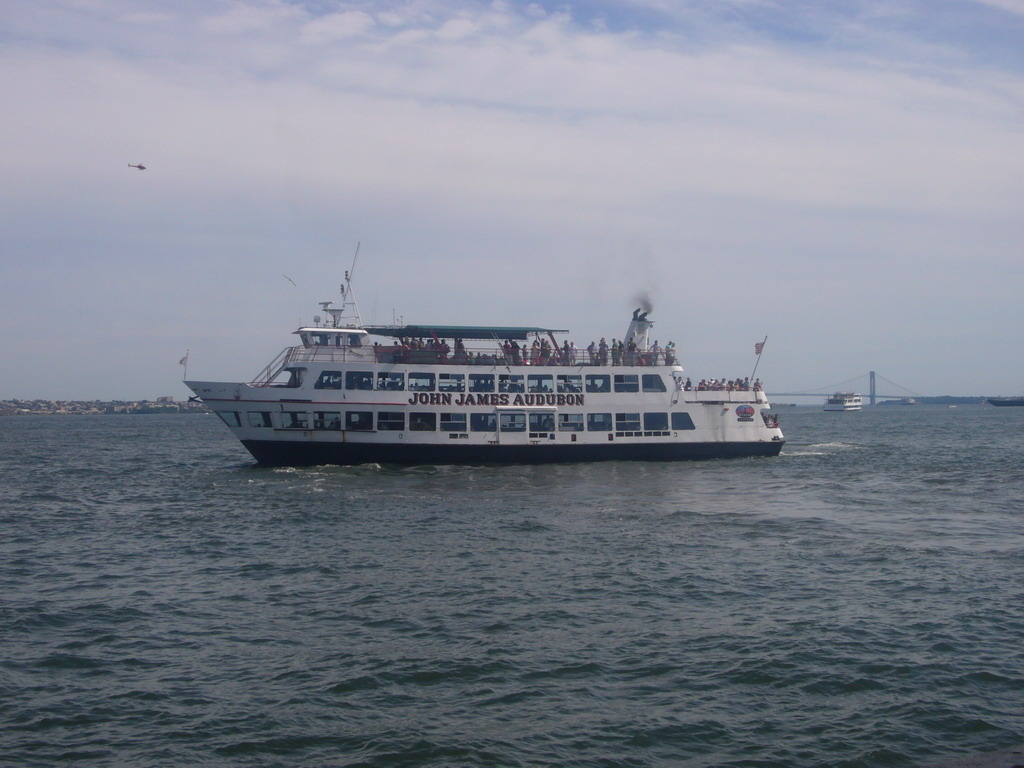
[435,16,479,40]
[972,0,1024,16]
[200,1,299,34]
[301,10,375,44]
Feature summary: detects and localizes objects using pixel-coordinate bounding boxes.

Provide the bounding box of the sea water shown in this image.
[1,406,1022,767]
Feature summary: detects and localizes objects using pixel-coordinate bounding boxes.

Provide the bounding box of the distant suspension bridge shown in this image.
[772,371,923,405]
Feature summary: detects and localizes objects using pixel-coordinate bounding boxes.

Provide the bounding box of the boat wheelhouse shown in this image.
[186,275,785,465]
[823,392,863,411]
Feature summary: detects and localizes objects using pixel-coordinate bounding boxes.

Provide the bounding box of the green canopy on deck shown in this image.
[363,324,568,341]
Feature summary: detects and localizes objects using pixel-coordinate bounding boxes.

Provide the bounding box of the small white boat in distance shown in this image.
[824,392,863,411]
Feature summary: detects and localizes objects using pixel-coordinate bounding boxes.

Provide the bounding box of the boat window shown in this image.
[438,373,465,393]
[312,333,331,346]
[247,411,273,428]
[470,413,496,431]
[587,413,612,431]
[314,411,342,430]
[614,375,639,393]
[217,411,242,428]
[346,411,373,431]
[615,412,641,431]
[642,374,667,393]
[284,368,303,388]
[315,370,343,390]
[376,372,405,391]
[557,375,583,393]
[377,411,405,431]
[441,413,467,432]
[409,412,436,431]
[585,375,610,393]
[498,374,524,393]
[527,374,553,393]
[408,372,435,392]
[644,412,668,431]
[345,371,373,390]
[529,412,554,432]
[283,411,309,429]
[559,413,584,431]
[671,412,696,430]
[348,334,362,347]
[468,374,495,393]
[499,413,526,432]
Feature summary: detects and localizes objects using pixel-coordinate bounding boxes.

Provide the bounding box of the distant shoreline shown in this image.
[777,396,990,407]
[1,399,208,415]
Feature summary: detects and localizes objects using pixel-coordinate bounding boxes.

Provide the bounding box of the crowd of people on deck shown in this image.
[365,339,769,397]
[373,336,681,367]
[682,377,763,392]
[582,338,677,366]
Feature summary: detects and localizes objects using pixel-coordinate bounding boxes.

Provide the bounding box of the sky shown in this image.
[3,0,1024,401]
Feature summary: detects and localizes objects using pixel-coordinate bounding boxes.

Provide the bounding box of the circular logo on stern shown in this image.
[735,405,755,418]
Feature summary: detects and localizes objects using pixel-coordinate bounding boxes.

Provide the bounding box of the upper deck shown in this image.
[250,291,749,398]
[254,327,680,386]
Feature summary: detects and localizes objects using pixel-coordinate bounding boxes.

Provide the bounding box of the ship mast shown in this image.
[321,243,364,328]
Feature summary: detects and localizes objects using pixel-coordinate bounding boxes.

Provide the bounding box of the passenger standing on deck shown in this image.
[569,341,578,365]
[599,338,608,365]
[651,340,661,365]
[587,341,597,364]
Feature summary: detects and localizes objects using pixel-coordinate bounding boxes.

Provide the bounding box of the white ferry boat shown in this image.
[186,274,785,465]
[823,392,863,411]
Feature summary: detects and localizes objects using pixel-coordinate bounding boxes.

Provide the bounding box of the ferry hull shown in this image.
[240,438,785,466]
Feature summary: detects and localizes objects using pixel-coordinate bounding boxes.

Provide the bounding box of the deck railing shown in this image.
[249,342,761,396]
[258,342,679,368]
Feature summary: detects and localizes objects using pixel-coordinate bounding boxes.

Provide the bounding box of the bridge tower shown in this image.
[869,370,876,406]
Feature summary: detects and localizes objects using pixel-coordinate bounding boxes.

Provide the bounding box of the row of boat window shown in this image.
[313,370,667,394]
[221,410,697,432]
